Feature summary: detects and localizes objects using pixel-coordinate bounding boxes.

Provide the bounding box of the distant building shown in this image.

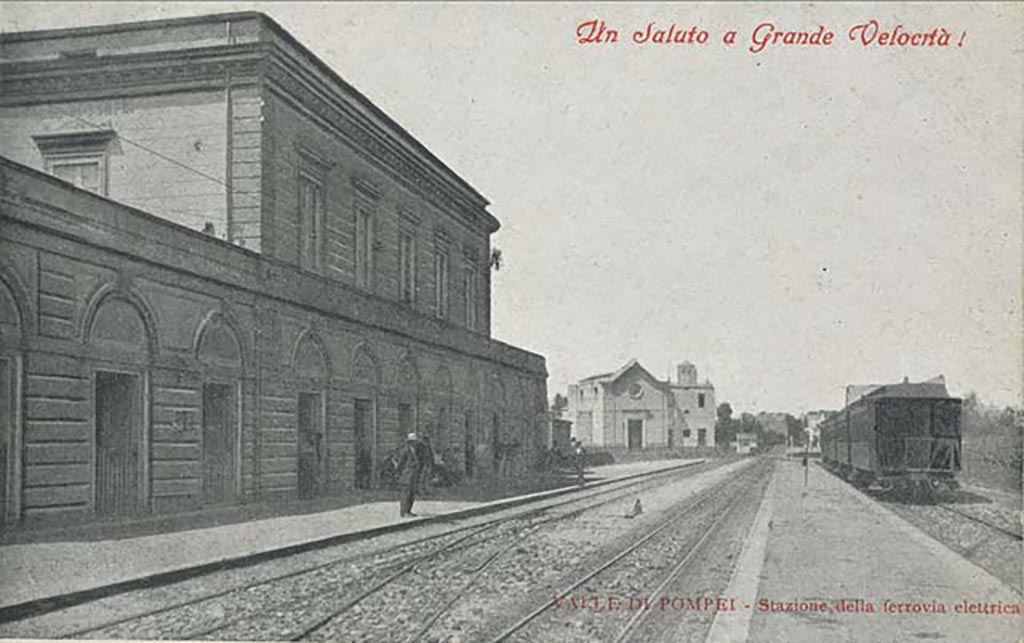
[565,359,715,450]
[733,432,757,455]
[802,410,832,452]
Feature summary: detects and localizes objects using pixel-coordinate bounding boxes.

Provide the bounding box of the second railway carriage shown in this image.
[820,379,961,493]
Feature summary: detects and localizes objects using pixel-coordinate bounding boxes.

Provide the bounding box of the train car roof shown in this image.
[863,381,956,400]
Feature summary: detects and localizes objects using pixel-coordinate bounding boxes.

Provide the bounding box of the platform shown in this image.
[0,458,702,615]
[708,458,1022,643]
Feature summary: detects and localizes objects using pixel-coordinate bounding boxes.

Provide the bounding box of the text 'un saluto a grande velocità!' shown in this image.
[575,19,968,53]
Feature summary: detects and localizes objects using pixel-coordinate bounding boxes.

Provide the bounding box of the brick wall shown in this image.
[0,158,547,527]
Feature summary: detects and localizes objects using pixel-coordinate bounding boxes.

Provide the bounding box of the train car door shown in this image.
[627,419,643,450]
[353,398,372,489]
[202,383,236,505]
[95,371,141,515]
[297,392,323,499]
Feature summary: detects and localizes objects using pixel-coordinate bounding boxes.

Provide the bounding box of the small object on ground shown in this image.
[624,498,643,518]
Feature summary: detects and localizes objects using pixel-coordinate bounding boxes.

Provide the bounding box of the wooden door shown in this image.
[627,419,643,450]
[202,383,236,505]
[297,392,322,499]
[353,398,371,489]
[491,413,501,472]
[0,359,9,525]
[463,412,474,479]
[95,371,141,515]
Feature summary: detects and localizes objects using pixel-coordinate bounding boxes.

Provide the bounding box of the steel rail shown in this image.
[935,504,1022,541]
[611,482,754,643]
[488,463,768,643]
[284,465,725,641]
[58,461,711,640]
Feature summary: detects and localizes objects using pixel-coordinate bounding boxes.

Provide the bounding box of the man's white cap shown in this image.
[407,432,418,441]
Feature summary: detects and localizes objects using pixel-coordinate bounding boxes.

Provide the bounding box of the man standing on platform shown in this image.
[419,434,436,495]
[574,438,586,486]
[397,433,424,517]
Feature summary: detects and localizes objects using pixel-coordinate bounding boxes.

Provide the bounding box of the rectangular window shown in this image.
[434,249,449,319]
[355,205,374,290]
[299,172,325,273]
[698,393,706,408]
[399,232,416,305]
[34,130,115,197]
[464,262,477,330]
[698,428,707,446]
[47,154,106,195]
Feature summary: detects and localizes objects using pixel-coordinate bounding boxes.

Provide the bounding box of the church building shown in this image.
[566,360,715,451]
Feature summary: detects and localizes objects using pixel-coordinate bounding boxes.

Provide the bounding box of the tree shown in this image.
[742,412,784,450]
[784,414,805,447]
[551,393,568,418]
[715,402,737,446]
[717,402,733,423]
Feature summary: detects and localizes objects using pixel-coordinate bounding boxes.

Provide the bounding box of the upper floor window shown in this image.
[33,130,116,196]
[49,155,105,193]
[463,260,478,330]
[698,393,706,408]
[298,171,325,273]
[399,231,417,305]
[434,248,450,319]
[353,181,379,291]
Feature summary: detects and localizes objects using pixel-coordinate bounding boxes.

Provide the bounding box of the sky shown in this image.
[3,2,1021,414]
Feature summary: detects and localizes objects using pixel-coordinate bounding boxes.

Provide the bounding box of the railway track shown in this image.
[50,459,723,641]
[489,460,772,643]
[222,461,759,641]
[934,504,1023,541]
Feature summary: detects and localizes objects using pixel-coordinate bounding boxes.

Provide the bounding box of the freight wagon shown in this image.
[820,379,961,494]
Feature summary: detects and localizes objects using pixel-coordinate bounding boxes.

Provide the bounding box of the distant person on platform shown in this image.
[397,433,424,517]
[573,438,586,486]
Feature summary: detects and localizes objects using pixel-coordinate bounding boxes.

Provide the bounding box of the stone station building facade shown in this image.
[0,12,547,528]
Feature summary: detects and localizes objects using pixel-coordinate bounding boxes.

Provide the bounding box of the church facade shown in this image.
[566,360,715,450]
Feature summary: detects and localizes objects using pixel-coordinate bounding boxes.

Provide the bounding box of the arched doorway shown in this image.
[351,344,380,489]
[488,374,505,476]
[196,314,244,506]
[294,332,329,500]
[433,365,453,462]
[396,351,420,444]
[0,276,24,526]
[461,367,480,479]
[86,293,153,516]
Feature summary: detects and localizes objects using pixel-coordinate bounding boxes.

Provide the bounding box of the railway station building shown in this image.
[565,359,715,451]
[0,12,548,528]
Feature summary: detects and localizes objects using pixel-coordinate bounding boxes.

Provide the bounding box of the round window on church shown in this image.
[628,383,643,399]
